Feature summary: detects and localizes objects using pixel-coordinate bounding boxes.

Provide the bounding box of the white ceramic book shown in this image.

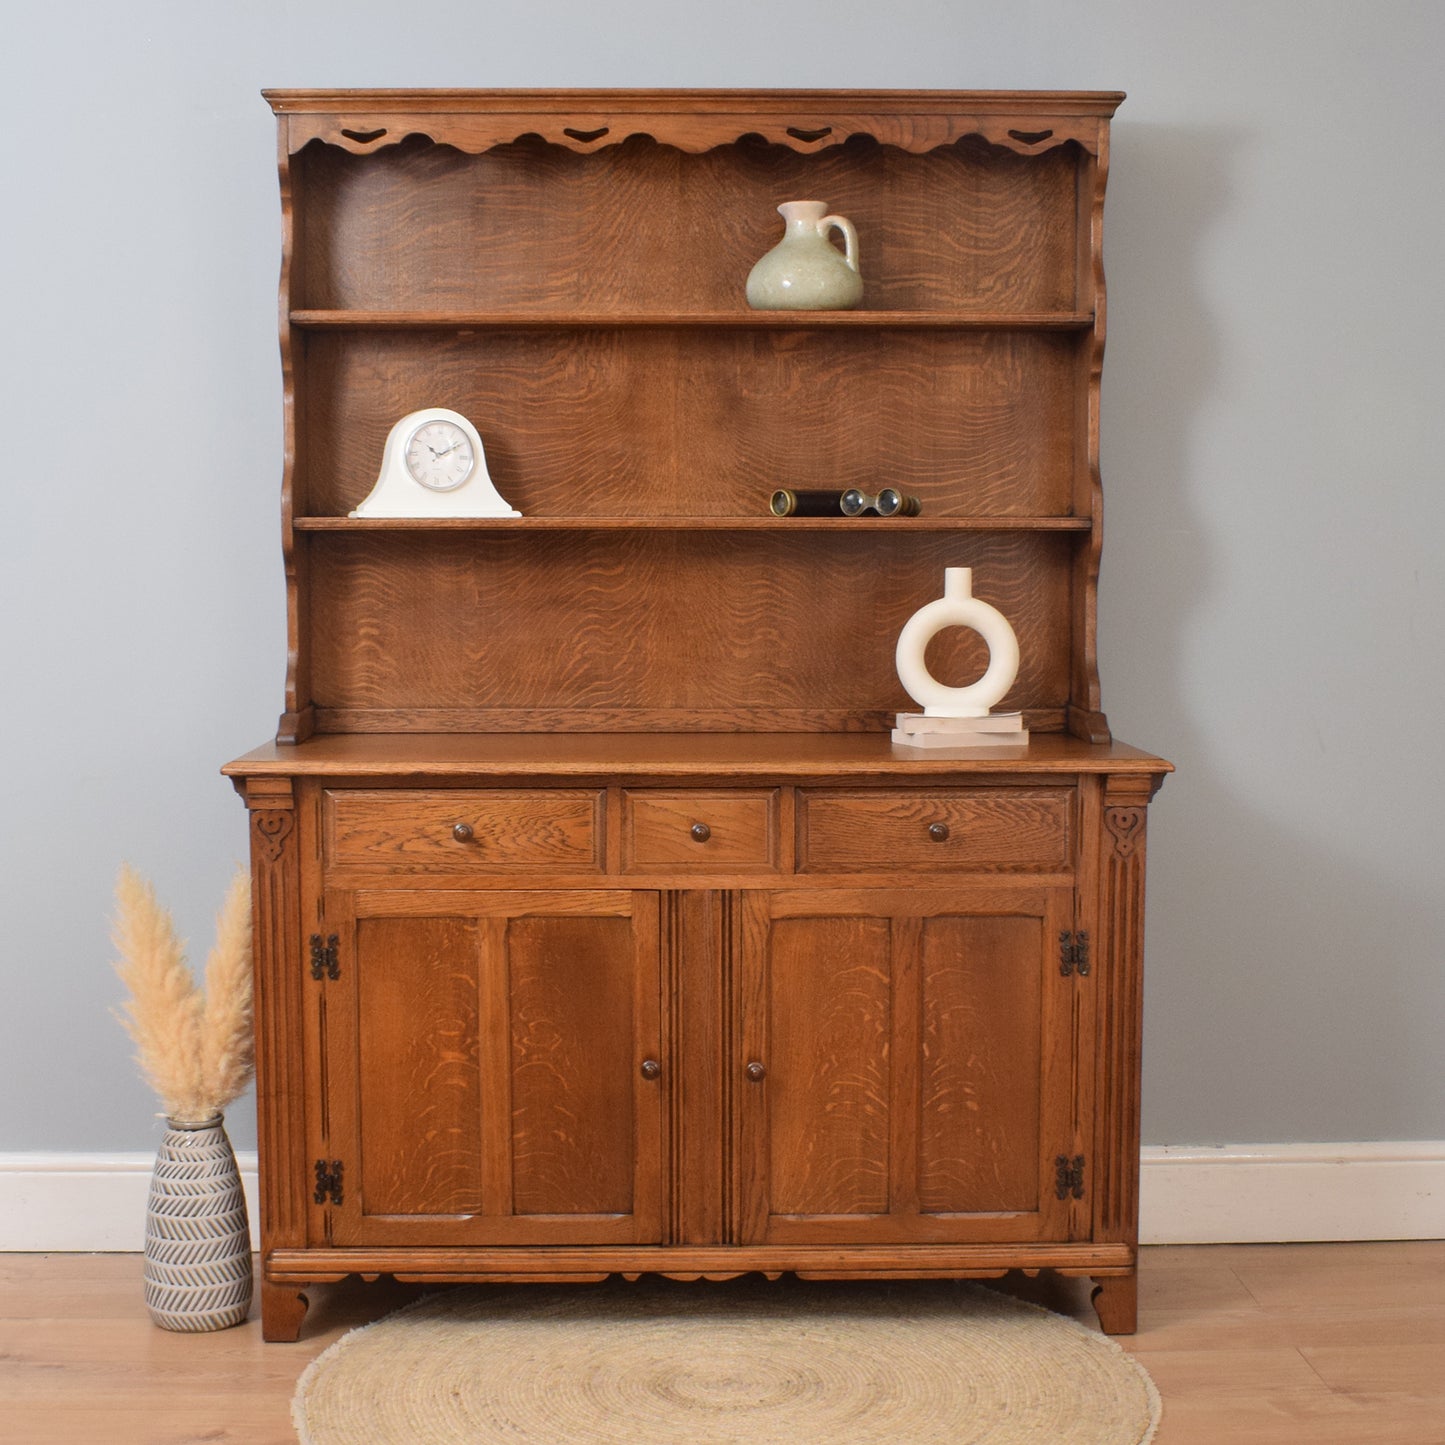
[895,711,1025,734]
[890,727,1029,749]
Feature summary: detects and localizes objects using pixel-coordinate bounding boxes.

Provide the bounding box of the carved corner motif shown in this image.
[252,810,296,864]
[1103,807,1145,860]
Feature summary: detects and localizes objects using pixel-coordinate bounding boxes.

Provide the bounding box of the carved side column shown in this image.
[243,776,311,1340]
[1090,771,1164,1334]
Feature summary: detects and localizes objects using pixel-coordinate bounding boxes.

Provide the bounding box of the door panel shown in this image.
[324,889,662,1246]
[740,886,1078,1245]
[917,913,1043,1214]
[766,916,892,1216]
[508,913,638,1215]
[355,915,483,1216]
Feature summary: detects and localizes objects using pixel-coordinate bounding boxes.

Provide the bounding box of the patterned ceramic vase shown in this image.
[143,1115,253,1331]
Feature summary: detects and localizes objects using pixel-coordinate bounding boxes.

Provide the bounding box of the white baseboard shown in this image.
[0,1144,1440,1251]
[0,1151,260,1252]
[1139,1142,1445,1244]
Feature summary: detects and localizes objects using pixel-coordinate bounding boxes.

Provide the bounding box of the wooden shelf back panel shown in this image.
[302,530,1074,727]
[292,135,1083,314]
[300,328,1079,519]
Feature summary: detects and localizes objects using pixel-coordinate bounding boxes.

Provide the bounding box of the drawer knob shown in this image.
[452,822,475,843]
[745,1061,767,1082]
[928,822,950,843]
[690,822,712,843]
[640,1059,662,1081]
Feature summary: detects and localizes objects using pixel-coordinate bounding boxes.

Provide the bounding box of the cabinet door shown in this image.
[738,886,1082,1245]
[322,889,662,1246]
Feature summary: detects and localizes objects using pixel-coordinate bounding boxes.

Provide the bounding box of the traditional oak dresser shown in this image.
[225,89,1171,1340]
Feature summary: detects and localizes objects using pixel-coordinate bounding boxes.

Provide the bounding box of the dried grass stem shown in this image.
[112,866,253,1124]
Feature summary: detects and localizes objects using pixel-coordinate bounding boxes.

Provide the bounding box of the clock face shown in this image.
[404,419,476,492]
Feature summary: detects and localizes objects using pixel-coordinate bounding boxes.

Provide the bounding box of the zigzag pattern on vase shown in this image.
[144,1216,251,1251]
[143,1252,255,1286]
[143,1118,253,1332]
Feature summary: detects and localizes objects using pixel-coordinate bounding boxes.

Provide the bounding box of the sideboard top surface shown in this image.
[224,731,1170,781]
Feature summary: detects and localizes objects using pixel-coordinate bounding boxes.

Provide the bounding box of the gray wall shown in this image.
[2,1,1442,1155]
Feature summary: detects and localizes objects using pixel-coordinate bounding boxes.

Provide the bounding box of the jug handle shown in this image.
[821,214,859,273]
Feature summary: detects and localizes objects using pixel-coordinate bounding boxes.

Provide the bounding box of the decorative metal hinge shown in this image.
[313,1159,344,1206]
[309,933,340,981]
[1059,930,1090,977]
[1055,1154,1086,1200]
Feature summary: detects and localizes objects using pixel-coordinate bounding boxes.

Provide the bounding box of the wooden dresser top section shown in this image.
[263,89,1124,158]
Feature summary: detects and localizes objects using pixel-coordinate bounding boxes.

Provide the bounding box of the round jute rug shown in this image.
[293,1278,1160,1445]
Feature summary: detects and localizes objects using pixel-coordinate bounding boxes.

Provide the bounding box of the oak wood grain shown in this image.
[918,913,1043,1212]
[622,789,779,872]
[324,788,604,871]
[265,89,1123,164]
[765,913,893,1216]
[508,913,637,1215]
[227,731,1171,778]
[797,786,1073,872]
[299,327,1077,520]
[740,886,1075,1248]
[292,133,1080,314]
[353,914,483,1216]
[322,889,663,1250]
[302,530,1076,729]
[267,90,1128,744]
[290,308,1096,330]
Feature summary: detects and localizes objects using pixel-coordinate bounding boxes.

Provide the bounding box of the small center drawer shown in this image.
[324,790,604,873]
[622,790,780,872]
[797,788,1072,872]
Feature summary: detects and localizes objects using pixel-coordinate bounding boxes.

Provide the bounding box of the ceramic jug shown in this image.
[746,201,863,310]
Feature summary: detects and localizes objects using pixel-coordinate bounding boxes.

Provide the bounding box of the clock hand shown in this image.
[435,442,465,457]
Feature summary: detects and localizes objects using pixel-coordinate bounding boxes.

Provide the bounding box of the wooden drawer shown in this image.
[324,789,604,873]
[622,789,780,872]
[797,788,1072,872]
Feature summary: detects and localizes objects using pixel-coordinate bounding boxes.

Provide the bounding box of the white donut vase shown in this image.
[895,567,1020,717]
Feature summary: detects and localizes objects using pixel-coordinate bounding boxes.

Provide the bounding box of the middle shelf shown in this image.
[289,309,1097,332]
[292,515,1095,532]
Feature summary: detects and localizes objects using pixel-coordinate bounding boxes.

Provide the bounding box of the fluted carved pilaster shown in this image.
[247,790,307,1255]
[1095,785,1153,1245]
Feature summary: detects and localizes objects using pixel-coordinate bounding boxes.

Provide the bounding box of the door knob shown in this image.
[928,822,950,842]
[690,822,711,843]
[745,1061,766,1082]
[453,822,475,843]
[640,1059,662,1080]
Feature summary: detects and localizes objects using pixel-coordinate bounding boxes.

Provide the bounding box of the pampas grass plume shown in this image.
[112,865,253,1123]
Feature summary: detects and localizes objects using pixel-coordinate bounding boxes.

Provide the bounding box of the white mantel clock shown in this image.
[350,408,521,518]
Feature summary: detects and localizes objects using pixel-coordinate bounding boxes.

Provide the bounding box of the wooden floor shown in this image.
[2,1243,1443,1443]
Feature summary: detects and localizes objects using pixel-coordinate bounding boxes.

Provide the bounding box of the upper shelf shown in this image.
[264,88,1124,159]
[289,309,1096,333]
